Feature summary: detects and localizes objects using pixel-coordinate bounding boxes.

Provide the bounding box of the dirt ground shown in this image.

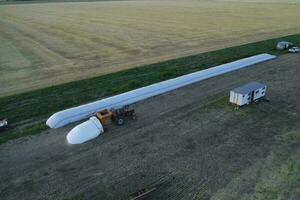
[0,54,299,200]
[1,0,300,96]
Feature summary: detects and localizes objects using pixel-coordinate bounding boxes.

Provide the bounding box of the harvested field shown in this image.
[1,0,300,96]
[0,54,299,200]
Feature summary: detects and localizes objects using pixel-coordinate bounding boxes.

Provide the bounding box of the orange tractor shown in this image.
[96,105,135,126]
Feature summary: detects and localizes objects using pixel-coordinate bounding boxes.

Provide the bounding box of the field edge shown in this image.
[0,33,300,144]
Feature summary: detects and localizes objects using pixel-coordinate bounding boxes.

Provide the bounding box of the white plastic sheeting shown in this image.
[47,53,276,128]
[66,116,104,144]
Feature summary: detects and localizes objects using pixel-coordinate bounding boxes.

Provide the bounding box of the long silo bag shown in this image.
[47,53,276,128]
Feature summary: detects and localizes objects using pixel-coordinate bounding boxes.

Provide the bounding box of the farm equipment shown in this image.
[66,105,136,144]
[0,118,8,130]
[96,105,135,126]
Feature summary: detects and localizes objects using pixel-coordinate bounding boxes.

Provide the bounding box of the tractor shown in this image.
[96,105,135,126]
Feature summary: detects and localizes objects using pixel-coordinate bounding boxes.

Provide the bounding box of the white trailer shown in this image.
[230,82,267,106]
[0,118,8,129]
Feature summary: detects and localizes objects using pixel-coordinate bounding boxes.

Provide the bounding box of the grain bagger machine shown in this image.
[66,105,135,144]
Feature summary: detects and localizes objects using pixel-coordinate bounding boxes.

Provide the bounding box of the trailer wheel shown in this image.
[116,117,125,126]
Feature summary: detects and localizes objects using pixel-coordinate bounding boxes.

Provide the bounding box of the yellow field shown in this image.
[1,0,300,96]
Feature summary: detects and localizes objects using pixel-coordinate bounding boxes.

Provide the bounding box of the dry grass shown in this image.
[1,0,300,96]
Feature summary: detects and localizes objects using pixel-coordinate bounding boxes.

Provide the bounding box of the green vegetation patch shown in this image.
[211,130,300,200]
[0,121,48,144]
[250,131,300,200]
[0,33,300,144]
